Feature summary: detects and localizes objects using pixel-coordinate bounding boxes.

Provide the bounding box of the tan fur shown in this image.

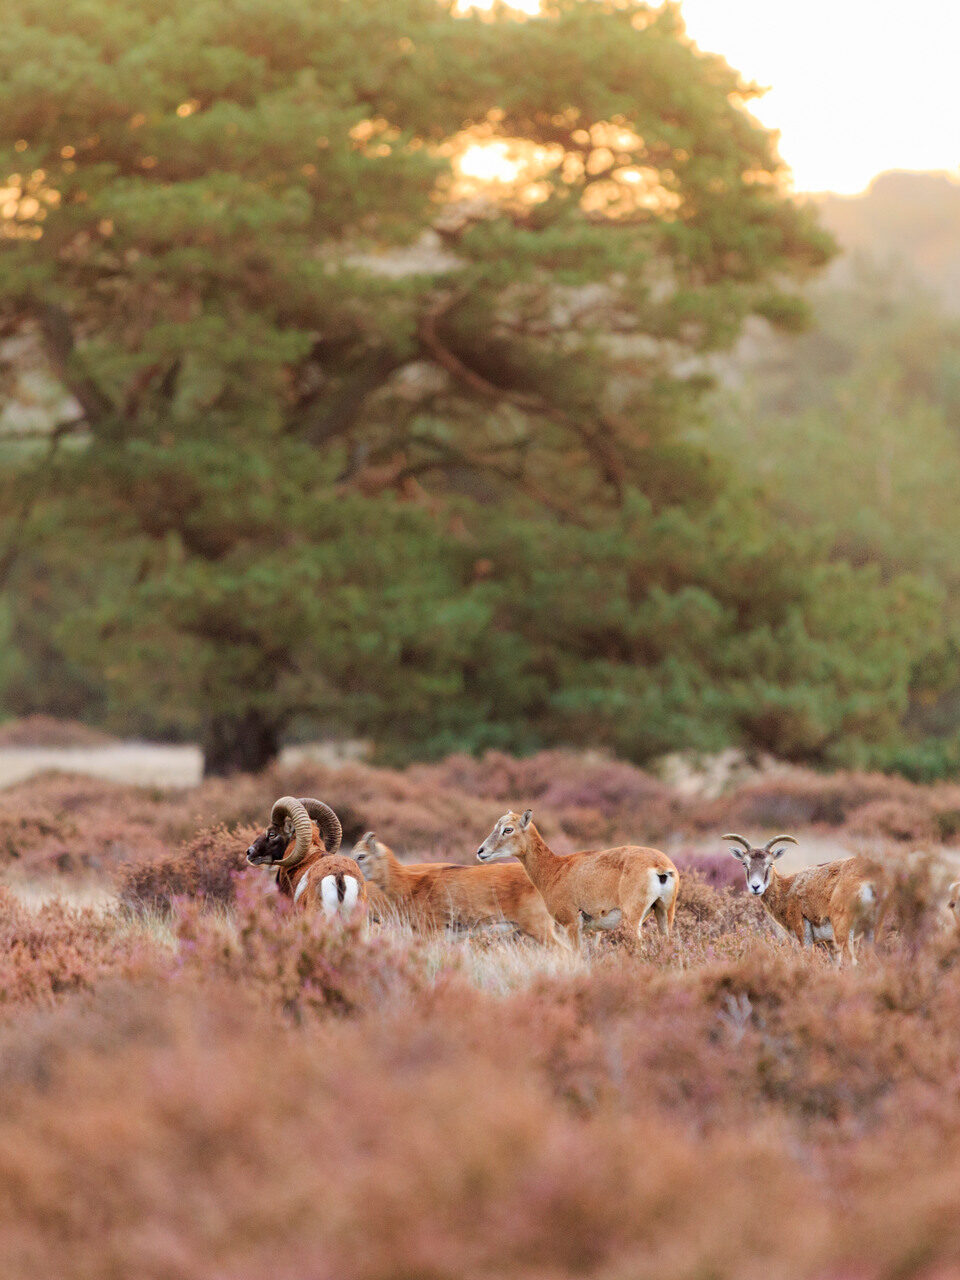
[276,824,367,917]
[476,810,679,949]
[354,833,564,946]
[728,835,888,963]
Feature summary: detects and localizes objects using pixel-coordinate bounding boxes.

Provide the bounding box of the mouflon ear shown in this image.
[519,809,533,829]
[722,834,751,862]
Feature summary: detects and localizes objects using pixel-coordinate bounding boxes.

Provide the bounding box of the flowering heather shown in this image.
[0,715,116,747]
[0,886,152,1010]
[1,908,960,1277]
[7,753,960,889]
[117,823,254,913]
[3,748,960,1275]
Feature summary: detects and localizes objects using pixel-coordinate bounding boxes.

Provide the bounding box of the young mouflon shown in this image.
[354,832,566,946]
[476,809,678,949]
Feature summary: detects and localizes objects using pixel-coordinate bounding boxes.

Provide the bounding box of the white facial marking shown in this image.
[320,875,340,916]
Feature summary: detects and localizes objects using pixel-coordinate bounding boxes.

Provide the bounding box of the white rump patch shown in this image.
[320,875,340,916]
[648,868,674,903]
[342,875,360,912]
[293,870,310,904]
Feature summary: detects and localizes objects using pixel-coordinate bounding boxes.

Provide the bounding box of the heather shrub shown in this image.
[700,770,920,831]
[414,750,679,844]
[6,937,960,1279]
[0,715,114,747]
[9,750,960,898]
[0,887,153,1010]
[673,848,744,892]
[117,823,254,913]
[0,773,184,876]
[205,759,498,859]
[672,869,760,945]
[934,804,960,841]
[844,798,940,844]
[175,876,435,1020]
[880,851,947,951]
[409,749,590,802]
[0,973,830,1280]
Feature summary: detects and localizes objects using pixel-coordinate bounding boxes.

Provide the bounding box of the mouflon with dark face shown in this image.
[724,833,888,963]
[245,825,289,866]
[475,809,679,950]
[246,796,366,917]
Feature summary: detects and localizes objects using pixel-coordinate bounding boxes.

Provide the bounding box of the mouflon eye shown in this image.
[501,826,514,836]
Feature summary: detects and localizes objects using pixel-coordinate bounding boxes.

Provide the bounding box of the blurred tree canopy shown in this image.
[1,0,932,772]
[710,261,960,777]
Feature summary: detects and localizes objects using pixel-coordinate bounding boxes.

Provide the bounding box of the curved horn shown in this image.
[298,798,342,855]
[764,834,798,852]
[722,834,752,852]
[270,796,313,870]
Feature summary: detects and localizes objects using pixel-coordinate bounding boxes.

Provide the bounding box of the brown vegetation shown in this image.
[1,872,960,1277]
[117,823,252,914]
[0,885,147,1009]
[3,747,960,1276]
[0,715,116,748]
[8,753,960,892]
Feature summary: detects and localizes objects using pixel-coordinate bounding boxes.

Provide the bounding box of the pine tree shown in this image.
[0,0,867,772]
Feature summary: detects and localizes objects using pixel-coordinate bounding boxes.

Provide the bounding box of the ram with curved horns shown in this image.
[246,796,367,917]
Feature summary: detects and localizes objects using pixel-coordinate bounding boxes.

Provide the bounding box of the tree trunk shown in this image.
[201,711,280,777]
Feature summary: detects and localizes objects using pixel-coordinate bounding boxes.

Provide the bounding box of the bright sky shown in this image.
[464,0,960,194]
[679,0,960,193]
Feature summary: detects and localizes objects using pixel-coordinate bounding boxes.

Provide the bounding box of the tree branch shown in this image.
[418,290,542,412]
[400,434,586,523]
[33,300,115,430]
[419,290,626,503]
[0,416,83,589]
[288,348,406,447]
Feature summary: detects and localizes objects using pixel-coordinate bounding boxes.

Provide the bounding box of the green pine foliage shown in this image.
[711,261,960,776]
[0,0,929,771]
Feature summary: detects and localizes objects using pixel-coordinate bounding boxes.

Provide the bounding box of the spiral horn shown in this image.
[270,796,314,870]
[298,798,343,856]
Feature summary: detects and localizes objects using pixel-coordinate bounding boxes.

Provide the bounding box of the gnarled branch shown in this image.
[33,301,115,430]
[419,290,626,503]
